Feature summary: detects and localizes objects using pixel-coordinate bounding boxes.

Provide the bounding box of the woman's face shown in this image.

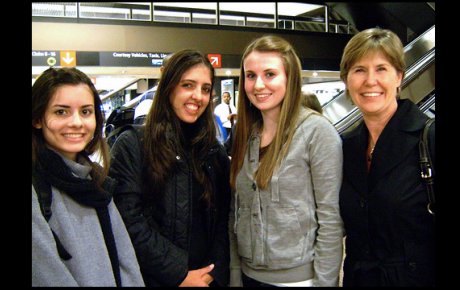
[170,63,212,123]
[346,50,402,117]
[33,84,96,161]
[243,51,287,118]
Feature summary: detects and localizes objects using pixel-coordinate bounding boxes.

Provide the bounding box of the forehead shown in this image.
[244,51,284,69]
[49,84,94,104]
[181,63,211,82]
[353,50,391,66]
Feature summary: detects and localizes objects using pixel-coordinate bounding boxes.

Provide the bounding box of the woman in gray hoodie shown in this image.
[229,35,344,287]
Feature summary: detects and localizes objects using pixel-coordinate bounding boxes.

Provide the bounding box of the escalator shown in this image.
[322,25,435,134]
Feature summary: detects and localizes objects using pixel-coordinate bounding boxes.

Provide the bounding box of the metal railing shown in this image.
[32,2,356,35]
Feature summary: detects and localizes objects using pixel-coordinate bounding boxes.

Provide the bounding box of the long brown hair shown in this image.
[143,49,217,205]
[230,35,303,190]
[31,67,110,185]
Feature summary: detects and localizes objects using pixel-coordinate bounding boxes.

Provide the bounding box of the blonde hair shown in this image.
[230,35,303,190]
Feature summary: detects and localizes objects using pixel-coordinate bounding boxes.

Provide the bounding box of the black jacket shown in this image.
[109,127,230,287]
[340,99,435,287]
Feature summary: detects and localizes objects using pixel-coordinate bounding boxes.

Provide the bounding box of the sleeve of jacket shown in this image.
[109,129,188,286]
[208,146,231,286]
[32,186,78,286]
[304,116,344,286]
[228,157,242,286]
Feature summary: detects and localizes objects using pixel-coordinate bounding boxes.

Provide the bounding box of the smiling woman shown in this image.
[229,35,344,287]
[34,83,97,161]
[169,64,212,124]
[31,67,144,286]
[339,28,435,287]
[108,49,231,287]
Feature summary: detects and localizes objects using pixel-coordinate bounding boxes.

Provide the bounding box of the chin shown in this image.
[63,142,88,152]
[181,117,199,124]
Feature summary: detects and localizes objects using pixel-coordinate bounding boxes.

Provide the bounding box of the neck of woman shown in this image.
[179,120,201,147]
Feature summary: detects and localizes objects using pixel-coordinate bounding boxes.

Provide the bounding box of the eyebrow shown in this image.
[245,67,278,73]
[352,61,391,68]
[51,104,94,108]
[180,79,212,86]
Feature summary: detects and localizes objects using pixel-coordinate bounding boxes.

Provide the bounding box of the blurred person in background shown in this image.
[214,91,237,136]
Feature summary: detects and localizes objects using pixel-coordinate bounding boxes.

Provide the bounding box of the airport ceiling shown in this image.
[33,2,433,83]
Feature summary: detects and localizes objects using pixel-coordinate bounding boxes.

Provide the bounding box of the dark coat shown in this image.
[340,99,435,287]
[109,127,230,287]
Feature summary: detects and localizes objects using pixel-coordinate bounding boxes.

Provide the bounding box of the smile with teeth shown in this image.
[362,92,382,97]
[63,133,84,138]
[185,103,199,112]
[255,93,271,100]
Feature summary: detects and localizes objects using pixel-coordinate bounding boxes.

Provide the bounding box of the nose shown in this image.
[69,112,83,126]
[191,87,205,101]
[254,76,265,90]
[365,71,378,86]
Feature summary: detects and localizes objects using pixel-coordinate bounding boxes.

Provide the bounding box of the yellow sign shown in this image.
[60,51,76,67]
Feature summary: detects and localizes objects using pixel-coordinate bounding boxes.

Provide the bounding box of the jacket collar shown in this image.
[343,99,428,192]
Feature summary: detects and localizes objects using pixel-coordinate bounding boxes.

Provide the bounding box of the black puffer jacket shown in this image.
[109,127,230,287]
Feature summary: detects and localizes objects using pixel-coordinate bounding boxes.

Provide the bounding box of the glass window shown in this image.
[277,2,323,17]
[153,10,191,23]
[219,2,275,28]
[277,2,326,32]
[32,2,355,33]
[79,2,151,21]
[153,2,217,25]
[32,2,77,18]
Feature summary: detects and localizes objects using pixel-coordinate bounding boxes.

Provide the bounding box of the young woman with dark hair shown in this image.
[109,49,231,287]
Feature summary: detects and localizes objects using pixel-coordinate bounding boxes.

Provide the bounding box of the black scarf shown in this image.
[34,148,121,287]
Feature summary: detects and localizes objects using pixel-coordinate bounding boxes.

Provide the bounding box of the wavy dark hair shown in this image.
[143,49,217,205]
[32,67,110,185]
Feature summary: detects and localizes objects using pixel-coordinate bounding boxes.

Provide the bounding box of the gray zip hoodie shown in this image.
[229,107,344,286]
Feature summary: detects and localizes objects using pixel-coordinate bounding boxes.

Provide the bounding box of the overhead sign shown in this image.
[32,50,76,67]
[60,51,76,67]
[32,51,59,66]
[207,54,221,68]
[99,52,169,67]
[32,50,170,67]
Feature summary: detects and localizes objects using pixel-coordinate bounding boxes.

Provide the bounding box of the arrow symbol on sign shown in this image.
[210,56,219,66]
[62,52,74,64]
